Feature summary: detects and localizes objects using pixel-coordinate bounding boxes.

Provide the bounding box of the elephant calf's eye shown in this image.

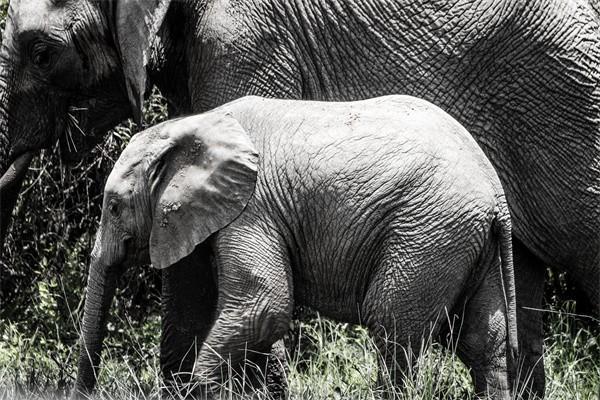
[108,199,120,217]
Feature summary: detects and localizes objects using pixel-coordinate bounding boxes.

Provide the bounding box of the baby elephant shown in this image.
[73,95,518,399]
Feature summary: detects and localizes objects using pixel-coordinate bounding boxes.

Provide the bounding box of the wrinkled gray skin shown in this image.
[2,0,600,397]
[74,96,519,400]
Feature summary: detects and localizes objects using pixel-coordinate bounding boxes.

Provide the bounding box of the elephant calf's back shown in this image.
[233,96,506,321]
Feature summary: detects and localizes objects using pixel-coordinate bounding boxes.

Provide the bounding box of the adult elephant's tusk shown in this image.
[0,152,34,253]
[0,152,34,188]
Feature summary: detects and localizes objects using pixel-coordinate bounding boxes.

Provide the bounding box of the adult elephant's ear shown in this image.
[113,0,171,124]
[147,112,259,269]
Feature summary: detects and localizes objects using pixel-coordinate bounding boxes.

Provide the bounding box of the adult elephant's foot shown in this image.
[513,239,546,399]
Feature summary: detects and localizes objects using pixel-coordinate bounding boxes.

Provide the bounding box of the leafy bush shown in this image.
[0,87,167,391]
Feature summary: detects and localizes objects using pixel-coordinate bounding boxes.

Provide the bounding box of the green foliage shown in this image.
[543,302,600,399]
[0,86,166,395]
[0,84,167,396]
[288,319,379,399]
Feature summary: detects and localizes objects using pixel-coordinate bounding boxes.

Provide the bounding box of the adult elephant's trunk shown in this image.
[0,34,36,253]
[0,152,34,251]
[0,12,58,254]
[72,253,122,398]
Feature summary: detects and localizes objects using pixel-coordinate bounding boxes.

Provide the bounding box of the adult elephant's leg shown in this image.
[160,243,217,398]
[513,238,545,398]
[566,260,600,318]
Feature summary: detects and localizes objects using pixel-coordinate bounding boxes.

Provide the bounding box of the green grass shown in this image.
[0,302,598,400]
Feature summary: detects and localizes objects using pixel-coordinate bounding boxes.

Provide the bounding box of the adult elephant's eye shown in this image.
[108,199,120,217]
[30,42,53,68]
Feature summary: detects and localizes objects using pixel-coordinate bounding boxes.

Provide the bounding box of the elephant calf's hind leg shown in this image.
[360,259,436,393]
[455,256,517,400]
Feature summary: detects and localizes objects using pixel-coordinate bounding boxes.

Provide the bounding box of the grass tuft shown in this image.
[0,301,598,400]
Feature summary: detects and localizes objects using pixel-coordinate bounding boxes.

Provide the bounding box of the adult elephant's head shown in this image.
[0,0,172,248]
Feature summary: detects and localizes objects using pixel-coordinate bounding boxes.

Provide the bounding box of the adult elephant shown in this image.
[1,0,599,397]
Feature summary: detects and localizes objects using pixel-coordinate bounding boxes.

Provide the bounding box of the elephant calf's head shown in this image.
[97,111,260,270]
[75,110,259,397]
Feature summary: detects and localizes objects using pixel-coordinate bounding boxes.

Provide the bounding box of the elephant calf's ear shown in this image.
[148,113,259,269]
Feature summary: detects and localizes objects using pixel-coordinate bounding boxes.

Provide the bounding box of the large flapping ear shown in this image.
[112,0,171,124]
[147,112,259,269]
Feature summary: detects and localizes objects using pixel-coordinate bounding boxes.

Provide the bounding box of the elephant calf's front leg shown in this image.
[194,232,293,398]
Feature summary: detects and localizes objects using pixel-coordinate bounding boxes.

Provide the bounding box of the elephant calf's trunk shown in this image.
[73,258,121,398]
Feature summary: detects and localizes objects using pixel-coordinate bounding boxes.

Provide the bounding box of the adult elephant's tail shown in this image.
[494,202,519,371]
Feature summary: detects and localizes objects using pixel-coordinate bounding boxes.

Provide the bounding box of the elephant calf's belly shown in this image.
[293,279,366,325]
